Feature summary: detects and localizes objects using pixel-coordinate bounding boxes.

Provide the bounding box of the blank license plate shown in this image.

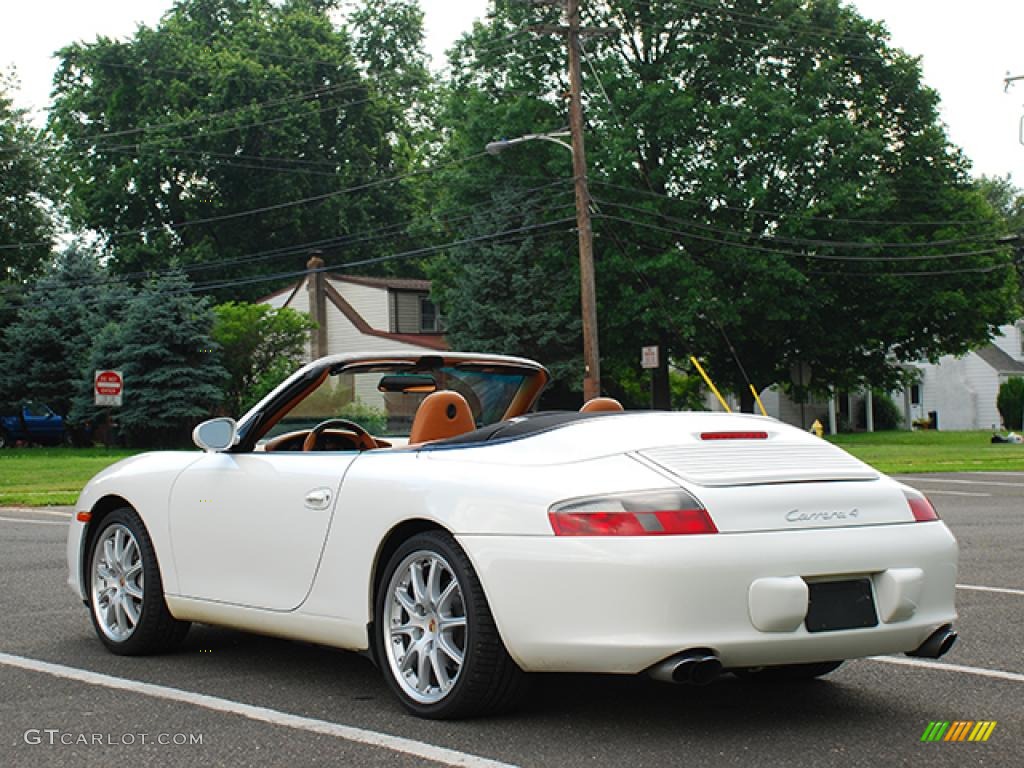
[805,579,878,633]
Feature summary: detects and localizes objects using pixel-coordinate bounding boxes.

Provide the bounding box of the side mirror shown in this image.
[193,417,238,453]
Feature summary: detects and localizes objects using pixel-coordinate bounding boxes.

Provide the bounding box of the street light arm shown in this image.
[485,131,572,155]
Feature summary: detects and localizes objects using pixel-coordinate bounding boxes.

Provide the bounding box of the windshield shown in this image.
[262,365,530,442]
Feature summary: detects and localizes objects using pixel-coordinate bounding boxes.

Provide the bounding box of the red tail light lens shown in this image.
[904,490,939,522]
[549,490,717,536]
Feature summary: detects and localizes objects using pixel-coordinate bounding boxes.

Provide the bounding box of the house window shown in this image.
[910,384,921,406]
[419,296,442,333]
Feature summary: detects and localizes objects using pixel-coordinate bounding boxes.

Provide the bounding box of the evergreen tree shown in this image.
[71,270,226,447]
[0,246,112,416]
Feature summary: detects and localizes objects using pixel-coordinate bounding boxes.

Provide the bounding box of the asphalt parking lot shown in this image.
[0,472,1020,767]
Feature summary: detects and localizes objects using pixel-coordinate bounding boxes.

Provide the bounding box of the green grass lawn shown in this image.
[0,431,1022,507]
[0,447,139,507]
[829,430,1024,474]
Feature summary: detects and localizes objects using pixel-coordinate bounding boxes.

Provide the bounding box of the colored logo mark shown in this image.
[921,721,997,742]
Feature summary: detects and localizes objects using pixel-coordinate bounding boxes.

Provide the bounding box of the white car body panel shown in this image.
[68,363,959,677]
[168,453,357,610]
[458,522,957,673]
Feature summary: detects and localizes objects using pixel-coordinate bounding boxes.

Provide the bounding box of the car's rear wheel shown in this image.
[733,660,844,682]
[375,530,527,719]
[88,507,190,654]
[0,429,9,449]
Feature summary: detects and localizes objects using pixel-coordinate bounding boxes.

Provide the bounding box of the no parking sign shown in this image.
[94,370,123,407]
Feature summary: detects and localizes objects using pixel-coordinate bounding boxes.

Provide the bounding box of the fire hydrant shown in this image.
[810,419,824,438]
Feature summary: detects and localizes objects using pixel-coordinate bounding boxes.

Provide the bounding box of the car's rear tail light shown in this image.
[700,431,768,440]
[76,511,92,523]
[903,490,939,522]
[549,490,717,536]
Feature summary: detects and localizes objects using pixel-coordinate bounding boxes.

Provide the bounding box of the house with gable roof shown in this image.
[259,256,447,360]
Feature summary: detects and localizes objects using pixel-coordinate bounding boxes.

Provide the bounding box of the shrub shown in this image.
[857,391,904,431]
[997,377,1024,430]
[338,399,388,435]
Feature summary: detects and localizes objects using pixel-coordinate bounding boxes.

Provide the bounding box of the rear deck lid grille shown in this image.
[637,442,878,487]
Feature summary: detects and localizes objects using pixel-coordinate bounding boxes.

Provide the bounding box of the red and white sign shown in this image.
[94,370,123,407]
[641,345,660,370]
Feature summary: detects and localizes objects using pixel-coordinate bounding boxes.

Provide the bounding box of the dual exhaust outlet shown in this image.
[649,624,956,685]
[648,650,722,686]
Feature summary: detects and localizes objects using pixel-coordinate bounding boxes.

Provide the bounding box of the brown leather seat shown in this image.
[408,390,476,445]
[580,397,624,413]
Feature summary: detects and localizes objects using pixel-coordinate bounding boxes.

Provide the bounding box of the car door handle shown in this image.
[304,488,333,510]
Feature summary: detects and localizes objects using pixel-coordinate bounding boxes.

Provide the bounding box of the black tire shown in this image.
[87,507,190,654]
[374,530,528,719]
[734,660,844,682]
[0,430,8,449]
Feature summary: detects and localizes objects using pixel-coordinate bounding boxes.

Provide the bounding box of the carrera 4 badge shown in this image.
[785,508,860,523]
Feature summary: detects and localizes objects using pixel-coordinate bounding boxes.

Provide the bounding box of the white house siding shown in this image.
[760,387,830,430]
[282,280,312,360]
[286,280,310,315]
[333,280,390,331]
[263,290,291,309]
[992,322,1023,360]
[916,352,1003,431]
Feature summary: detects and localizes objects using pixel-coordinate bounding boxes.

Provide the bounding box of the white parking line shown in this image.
[957,584,1024,597]
[0,653,518,768]
[902,477,1024,488]
[0,517,68,526]
[869,655,1024,683]
[914,490,991,498]
[0,508,73,518]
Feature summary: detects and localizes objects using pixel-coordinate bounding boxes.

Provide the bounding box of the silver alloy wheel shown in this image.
[90,523,145,643]
[383,550,467,704]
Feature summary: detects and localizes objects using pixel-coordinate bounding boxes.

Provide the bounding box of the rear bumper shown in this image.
[458,521,957,674]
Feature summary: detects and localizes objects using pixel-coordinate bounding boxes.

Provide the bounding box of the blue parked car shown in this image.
[0,402,69,448]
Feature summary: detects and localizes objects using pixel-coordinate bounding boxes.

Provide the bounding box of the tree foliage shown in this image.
[437,0,1018,408]
[71,270,226,447]
[0,247,114,416]
[0,71,53,284]
[212,300,315,416]
[47,0,429,299]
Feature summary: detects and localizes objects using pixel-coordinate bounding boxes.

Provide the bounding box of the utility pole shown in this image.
[566,0,601,401]
[1005,74,1024,146]
[529,0,606,402]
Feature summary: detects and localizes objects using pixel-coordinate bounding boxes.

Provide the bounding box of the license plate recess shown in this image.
[805,578,878,633]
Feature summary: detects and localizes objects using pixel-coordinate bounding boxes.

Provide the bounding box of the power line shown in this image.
[588,177,999,230]
[0,179,575,295]
[594,212,1011,263]
[0,217,578,315]
[0,149,495,252]
[592,198,1001,254]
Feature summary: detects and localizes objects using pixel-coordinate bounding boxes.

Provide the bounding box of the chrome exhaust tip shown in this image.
[648,651,722,685]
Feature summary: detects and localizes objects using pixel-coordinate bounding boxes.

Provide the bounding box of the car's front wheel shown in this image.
[375,530,527,719]
[88,507,190,654]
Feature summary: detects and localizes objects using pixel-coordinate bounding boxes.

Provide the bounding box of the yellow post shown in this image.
[690,356,732,413]
[749,384,768,417]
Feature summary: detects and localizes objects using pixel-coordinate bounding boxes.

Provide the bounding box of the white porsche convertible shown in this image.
[68,352,958,718]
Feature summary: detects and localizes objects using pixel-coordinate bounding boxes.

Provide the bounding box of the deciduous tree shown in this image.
[212,300,315,416]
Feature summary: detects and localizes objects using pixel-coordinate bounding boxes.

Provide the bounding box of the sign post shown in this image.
[641,346,659,410]
[94,370,123,407]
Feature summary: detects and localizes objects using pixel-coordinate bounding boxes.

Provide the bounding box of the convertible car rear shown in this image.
[67,352,957,718]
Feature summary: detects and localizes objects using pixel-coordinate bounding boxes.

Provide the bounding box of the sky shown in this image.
[1,1,1023,183]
